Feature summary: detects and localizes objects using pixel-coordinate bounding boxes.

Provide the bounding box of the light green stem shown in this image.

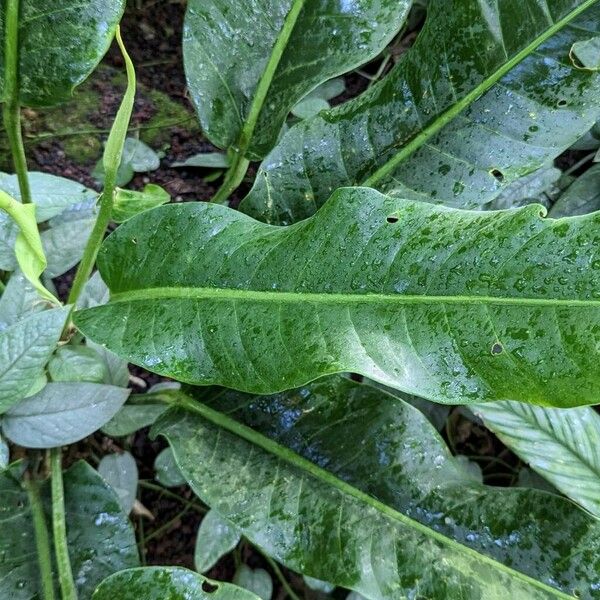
[211,0,305,203]
[24,476,56,600]
[2,0,31,204]
[67,27,135,305]
[50,448,77,600]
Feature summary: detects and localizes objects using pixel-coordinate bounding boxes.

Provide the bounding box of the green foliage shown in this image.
[240,0,600,224]
[76,190,600,406]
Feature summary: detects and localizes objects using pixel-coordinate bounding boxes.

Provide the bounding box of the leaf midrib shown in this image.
[364,0,600,187]
[167,396,574,599]
[108,286,600,308]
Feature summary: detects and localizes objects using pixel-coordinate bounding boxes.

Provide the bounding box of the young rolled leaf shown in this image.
[240,0,600,224]
[184,0,411,160]
[0,460,139,599]
[473,401,600,518]
[93,567,262,600]
[0,307,69,413]
[152,379,600,599]
[0,0,125,107]
[76,189,600,406]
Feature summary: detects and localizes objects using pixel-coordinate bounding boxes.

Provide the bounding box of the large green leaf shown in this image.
[184,0,411,159]
[0,460,139,599]
[75,190,600,406]
[472,401,600,518]
[0,0,125,107]
[152,379,600,599]
[240,0,600,224]
[0,307,69,413]
[93,567,261,600]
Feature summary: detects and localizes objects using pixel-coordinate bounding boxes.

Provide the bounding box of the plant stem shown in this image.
[24,476,56,600]
[210,154,249,204]
[50,448,77,600]
[67,28,135,306]
[254,546,301,600]
[210,0,305,204]
[3,0,31,204]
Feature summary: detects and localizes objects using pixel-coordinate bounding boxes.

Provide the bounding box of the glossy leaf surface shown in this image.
[98,451,139,513]
[550,163,600,216]
[2,381,129,447]
[93,567,262,600]
[473,401,600,518]
[153,379,600,599]
[0,460,139,599]
[184,0,411,159]
[76,190,600,406]
[0,307,68,413]
[0,0,125,107]
[240,0,600,223]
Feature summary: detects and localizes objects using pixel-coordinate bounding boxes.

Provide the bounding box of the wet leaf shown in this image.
[76,191,600,407]
[98,451,139,514]
[152,378,600,599]
[184,0,411,159]
[0,0,125,107]
[550,163,600,216]
[93,567,261,599]
[0,271,45,331]
[102,403,168,437]
[0,460,139,599]
[194,509,241,573]
[240,0,600,224]
[0,307,68,413]
[473,401,600,518]
[0,433,8,468]
[2,382,129,447]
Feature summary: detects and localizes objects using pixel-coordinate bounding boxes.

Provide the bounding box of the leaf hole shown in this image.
[557,99,567,107]
[489,168,504,182]
[386,215,399,224]
[491,342,504,355]
[202,581,219,594]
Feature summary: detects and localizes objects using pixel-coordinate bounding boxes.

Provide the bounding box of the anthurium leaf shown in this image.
[172,152,230,169]
[240,0,600,224]
[473,401,600,518]
[184,0,411,159]
[0,172,98,221]
[0,460,139,599]
[76,190,600,406]
[93,567,262,600]
[550,163,600,216]
[154,447,186,487]
[194,509,241,573]
[0,433,8,468]
[41,199,97,278]
[0,307,69,413]
[0,0,125,107]
[571,35,600,70]
[101,402,167,436]
[0,271,45,330]
[48,344,107,383]
[234,565,272,600]
[153,379,600,599]
[1,381,129,447]
[112,184,170,223]
[98,451,139,513]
